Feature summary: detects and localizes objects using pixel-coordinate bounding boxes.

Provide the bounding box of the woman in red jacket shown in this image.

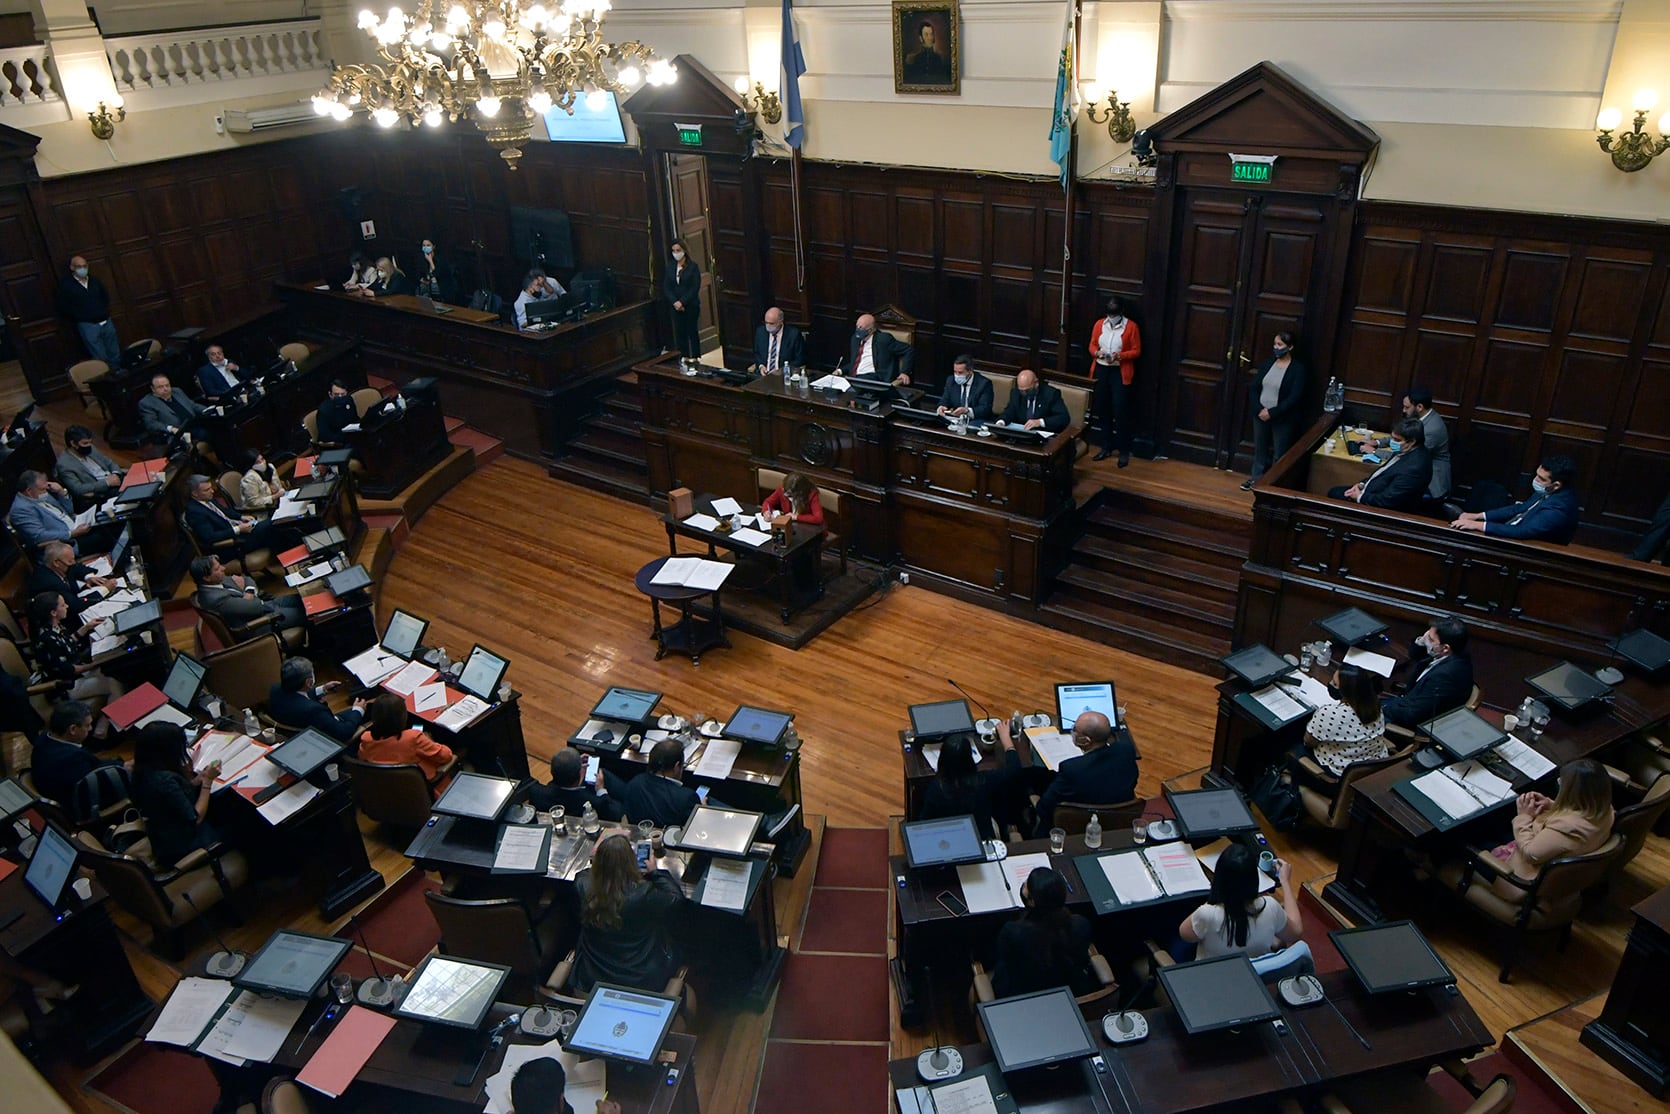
[1087,295,1142,466]
[760,472,824,526]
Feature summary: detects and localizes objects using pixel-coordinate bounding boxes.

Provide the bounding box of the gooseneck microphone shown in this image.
[947,678,993,723]
[180,891,246,977]
[348,913,394,1005]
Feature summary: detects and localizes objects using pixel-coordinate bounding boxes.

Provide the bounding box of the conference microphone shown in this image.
[1102,975,1150,1044]
[347,913,395,1005]
[179,890,247,978]
[455,1011,521,1086]
[947,678,993,724]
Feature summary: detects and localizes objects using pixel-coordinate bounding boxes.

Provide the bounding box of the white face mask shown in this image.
[766,324,780,335]
[672,250,685,261]
[954,372,971,385]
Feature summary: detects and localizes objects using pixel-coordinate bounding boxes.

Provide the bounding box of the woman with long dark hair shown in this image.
[1303,664,1387,776]
[918,731,1019,840]
[991,867,1095,997]
[1179,843,1303,959]
[356,692,454,793]
[27,590,121,705]
[574,833,685,992]
[238,448,286,511]
[131,721,221,867]
[760,472,824,527]
[662,238,702,361]
[413,237,457,304]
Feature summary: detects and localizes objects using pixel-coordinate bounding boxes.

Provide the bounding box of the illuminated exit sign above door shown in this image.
[1228,152,1278,184]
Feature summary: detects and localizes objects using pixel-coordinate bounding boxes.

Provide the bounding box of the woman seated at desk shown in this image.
[991,867,1097,998]
[1178,844,1303,961]
[760,472,824,527]
[1442,759,1614,901]
[238,449,286,512]
[131,721,222,868]
[919,732,1019,841]
[573,834,686,993]
[355,692,455,794]
[27,590,122,707]
[1301,665,1387,777]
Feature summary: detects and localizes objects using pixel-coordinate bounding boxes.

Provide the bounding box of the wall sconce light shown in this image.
[733,77,782,125]
[87,97,125,140]
[1082,85,1135,143]
[1596,89,1670,172]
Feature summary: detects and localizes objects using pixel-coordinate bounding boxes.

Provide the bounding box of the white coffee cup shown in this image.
[1503,714,1519,733]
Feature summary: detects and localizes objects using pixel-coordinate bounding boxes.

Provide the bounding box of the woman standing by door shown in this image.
[663,239,702,361]
[1243,330,1307,490]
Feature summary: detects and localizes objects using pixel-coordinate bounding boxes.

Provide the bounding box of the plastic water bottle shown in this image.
[1085,813,1103,850]
[242,708,259,737]
[582,801,600,835]
[1010,709,1023,740]
[1322,377,1338,412]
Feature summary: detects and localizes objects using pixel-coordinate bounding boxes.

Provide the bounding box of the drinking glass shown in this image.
[1299,646,1314,671]
[1315,642,1332,669]
[638,819,656,844]
[556,1009,579,1043]
[1131,817,1149,845]
[549,806,565,833]
[1048,828,1066,854]
[330,973,354,1005]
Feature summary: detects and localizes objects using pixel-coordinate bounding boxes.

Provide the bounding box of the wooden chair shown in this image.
[1295,743,1414,829]
[72,831,248,958]
[1051,799,1144,836]
[342,756,436,830]
[423,892,569,998]
[971,943,1118,1022]
[1318,1059,1516,1114]
[217,469,246,510]
[202,633,284,715]
[872,303,917,351]
[1436,833,1624,981]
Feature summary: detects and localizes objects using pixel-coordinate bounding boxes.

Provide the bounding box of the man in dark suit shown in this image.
[268,657,367,742]
[620,738,704,828]
[137,374,205,446]
[190,555,304,637]
[1382,616,1475,728]
[936,355,995,422]
[526,747,623,821]
[1000,369,1071,434]
[183,474,292,559]
[27,542,114,629]
[1329,418,1432,513]
[315,380,359,444]
[1451,455,1581,543]
[196,344,246,400]
[847,314,914,386]
[31,700,124,805]
[55,424,122,508]
[1032,711,1139,836]
[752,307,806,373]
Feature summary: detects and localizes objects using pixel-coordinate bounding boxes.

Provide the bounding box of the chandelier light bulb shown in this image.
[585,89,608,110]
[424,105,444,126]
[617,64,640,87]
[1632,88,1658,113]
[1596,106,1622,131]
[331,102,352,121]
[477,94,502,116]
[646,59,676,86]
[446,5,469,31]
[529,88,553,113]
[358,9,378,28]
[372,106,398,127]
[526,5,548,27]
[733,76,748,94]
[312,95,332,115]
[483,17,507,39]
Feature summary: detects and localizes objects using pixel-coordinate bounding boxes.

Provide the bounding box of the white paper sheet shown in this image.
[955,861,1023,913]
[135,704,195,729]
[809,373,850,391]
[682,512,721,532]
[1144,842,1211,895]
[1098,852,1162,905]
[919,742,942,771]
[728,526,772,547]
[434,694,490,732]
[256,781,320,825]
[413,682,450,712]
[1002,852,1053,893]
[694,736,742,780]
[147,977,237,1046]
[1029,730,1082,772]
[197,991,307,1065]
[1344,647,1397,677]
[483,1041,606,1114]
[1496,737,1556,780]
[652,556,701,586]
[283,562,334,587]
[270,500,313,524]
[384,660,438,696]
[344,645,407,687]
[683,560,733,591]
[90,630,124,656]
[1445,760,1514,807]
[1251,685,1308,721]
[1410,769,1483,820]
[926,1075,999,1114]
[1293,675,1334,708]
[494,826,547,872]
[710,497,743,516]
[86,556,113,577]
[700,858,753,911]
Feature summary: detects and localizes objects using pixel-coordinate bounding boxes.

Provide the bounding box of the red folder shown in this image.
[121,459,168,489]
[102,683,168,730]
[302,590,341,617]
[0,857,17,882]
[293,456,316,479]
[276,544,311,568]
[296,1005,396,1098]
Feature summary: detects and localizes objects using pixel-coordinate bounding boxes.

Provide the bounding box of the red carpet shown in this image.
[798,887,888,955]
[1433,1052,1577,1114]
[811,827,889,889]
[1296,887,1349,974]
[86,1043,221,1114]
[753,1041,891,1113]
[332,868,440,969]
[768,952,891,1042]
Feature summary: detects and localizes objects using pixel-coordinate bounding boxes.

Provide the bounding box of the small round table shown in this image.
[635,557,730,665]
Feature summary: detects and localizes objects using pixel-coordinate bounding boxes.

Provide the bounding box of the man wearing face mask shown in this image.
[315,380,359,444]
[1242,331,1307,491]
[1382,616,1475,729]
[55,425,121,508]
[936,355,994,422]
[999,369,1071,433]
[1329,418,1431,512]
[514,270,566,329]
[196,345,244,400]
[846,313,914,387]
[57,255,121,365]
[752,307,805,373]
[1451,455,1580,543]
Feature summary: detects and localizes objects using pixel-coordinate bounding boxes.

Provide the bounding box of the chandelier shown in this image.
[313,0,676,168]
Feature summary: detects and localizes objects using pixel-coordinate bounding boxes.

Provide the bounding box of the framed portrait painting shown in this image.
[893,2,960,96]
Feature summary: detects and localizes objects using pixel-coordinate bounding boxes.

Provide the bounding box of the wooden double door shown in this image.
[1160,187,1331,470]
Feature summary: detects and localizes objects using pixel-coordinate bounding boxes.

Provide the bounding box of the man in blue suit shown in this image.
[1329,418,1432,513]
[935,355,995,423]
[752,307,806,373]
[620,738,704,829]
[268,657,367,742]
[1451,455,1580,543]
[1031,711,1139,836]
[8,470,117,556]
[196,345,246,400]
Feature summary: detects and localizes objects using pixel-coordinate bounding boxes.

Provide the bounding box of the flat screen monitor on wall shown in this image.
[540,93,627,144]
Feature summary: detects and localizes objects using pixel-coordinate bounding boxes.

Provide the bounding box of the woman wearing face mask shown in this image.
[1088,295,1142,466]
[1298,664,1386,777]
[342,251,374,292]
[663,239,702,361]
[1242,331,1308,491]
[413,238,457,304]
[238,449,287,511]
[366,255,413,298]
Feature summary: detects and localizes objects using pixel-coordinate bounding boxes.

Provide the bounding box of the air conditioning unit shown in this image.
[221,103,317,132]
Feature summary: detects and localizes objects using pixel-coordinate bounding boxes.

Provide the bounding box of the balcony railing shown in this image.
[105,18,327,95]
[0,44,62,108]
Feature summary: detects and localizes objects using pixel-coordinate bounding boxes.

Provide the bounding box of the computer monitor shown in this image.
[1220,644,1296,687]
[381,609,428,660]
[1158,955,1282,1035]
[1526,662,1614,712]
[849,376,897,398]
[325,564,373,597]
[1164,787,1260,839]
[1316,607,1388,647]
[678,805,762,858]
[722,706,793,747]
[112,598,162,635]
[907,699,976,743]
[24,823,79,913]
[234,931,352,999]
[432,772,519,821]
[161,652,207,711]
[304,525,347,554]
[524,297,565,325]
[107,525,132,574]
[0,777,33,822]
[6,402,36,433]
[591,686,661,724]
[115,481,161,505]
[1329,920,1455,994]
[1420,707,1507,761]
[901,815,985,869]
[977,987,1099,1073]
[1055,681,1119,731]
[264,728,346,780]
[457,644,510,701]
[1613,629,1670,674]
[565,984,681,1064]
[393,955,511,1031]
[294,480,336,502]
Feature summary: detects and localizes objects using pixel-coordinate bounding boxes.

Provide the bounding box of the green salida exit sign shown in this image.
[1228,152,1277,184]
[675,122,703,146]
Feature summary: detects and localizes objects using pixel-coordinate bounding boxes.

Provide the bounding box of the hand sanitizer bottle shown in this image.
[1085,813,1103,850]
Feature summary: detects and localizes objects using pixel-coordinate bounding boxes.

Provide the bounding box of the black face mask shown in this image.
[73,443,94,456]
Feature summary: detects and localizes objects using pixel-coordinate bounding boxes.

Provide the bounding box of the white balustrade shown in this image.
[0,44,62,108]
[105,18,327,95]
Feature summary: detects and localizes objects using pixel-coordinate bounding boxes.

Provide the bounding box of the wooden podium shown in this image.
[1580,883,1670,1097]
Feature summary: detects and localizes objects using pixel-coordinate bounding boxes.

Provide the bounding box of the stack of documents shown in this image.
[271,490,314,523]
[650,557,733,591]
[256,780,320,825]
[1249,685,1310,722]
[385,660,438,696]
[954,852,1052,913]
[1026,728,1082,772]
[192,731,271,788]
[700,858,753,911]
[682,512,721,532]
[809,373,850,391]
[1496,738,1555,779]
[284,562,334,587]
[165,987,308,1066]
[434,694,491,731]
[1407,760,1514,821]
[1094,844,1211,906]
[343,645,408,687]
[693,736,742,780]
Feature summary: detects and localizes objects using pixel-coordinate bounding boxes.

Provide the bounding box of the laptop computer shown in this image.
[414,294,454,315]
[24,824,81,916]
[1526,662,1613,713]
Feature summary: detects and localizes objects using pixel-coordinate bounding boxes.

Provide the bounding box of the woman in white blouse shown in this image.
[238,449,286,511]
[1303,664,1387,777]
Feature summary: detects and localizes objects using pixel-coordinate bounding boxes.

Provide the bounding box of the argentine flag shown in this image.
[1049,0,1080,189]
[781,0,808,150]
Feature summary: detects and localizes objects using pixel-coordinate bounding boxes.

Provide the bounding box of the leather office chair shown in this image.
[1051,799,1144,836]
[1436,833,1624,981]
[1609,735,1670,835]
[1603,775,1670,887]
[0,600,33,651]
[73,830,249,958]
[278,342,312,366]
[423,892,570,998]
[202,633,284,715]
[970,943,1118,1024]
[1,731,31,780]
[183,509,273,578]
[1317,1059,1516,1114]
[544,950,695,1028]
[343,756,435,830]
[1295,744,1414,830]
[194,599,304,653]
[253,1077,317,1114]
[351,387,386,419]
[67,359,109,414]
[217,470,245,510]
[301,410,322,446]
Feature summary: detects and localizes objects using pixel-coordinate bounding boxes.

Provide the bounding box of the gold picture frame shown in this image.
[893,2,960,96]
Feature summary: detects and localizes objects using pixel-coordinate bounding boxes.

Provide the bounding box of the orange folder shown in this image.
[296,1005,397,1098]
[102,683,168,730]
[276,544,311,568]
[121,458,168,489]
[293,456,316,479]
[302,590,342,617]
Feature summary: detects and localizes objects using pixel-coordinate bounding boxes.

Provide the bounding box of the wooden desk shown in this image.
[1580,882,1670,1097]
[88,346,192,446]
[889,971,1491,1114]
[192,340,366,463]
[664,497,826,624]
[279,283,655,461]
[635,557,729,665]
[346,388,451,499]
[1305,426,1385,496]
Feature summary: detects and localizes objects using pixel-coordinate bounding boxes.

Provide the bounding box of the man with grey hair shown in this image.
[183,473,292,559]
[269,656,367,741]
[752,306,805,373]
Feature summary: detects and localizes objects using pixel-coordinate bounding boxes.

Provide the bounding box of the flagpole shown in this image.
[791,147,806,292]
[1057,0,1082,379]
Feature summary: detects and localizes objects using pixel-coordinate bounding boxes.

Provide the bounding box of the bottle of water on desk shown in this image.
[582,801,600,835]
[1323,377,1340,412]
[243,708,260,738]
[1085,813,1103,850]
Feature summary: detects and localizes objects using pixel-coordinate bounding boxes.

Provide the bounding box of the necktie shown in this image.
[961,381,969,408]
[769,333,779,370]
[1028,394,1037,419]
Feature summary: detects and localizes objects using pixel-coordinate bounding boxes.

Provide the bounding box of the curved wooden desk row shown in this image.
[637,359,1081,607]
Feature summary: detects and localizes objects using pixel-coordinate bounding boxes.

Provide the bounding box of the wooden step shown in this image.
[361,511,409,550]
[1038,592,1229,675]
[448,425,504,467]
[588,411,640,441]
[567,430,645,470]
[1083,503,1249,567]
[1052,564,1235,640]
[1096,487,1254,537]
[547,456,648,501]
[1069,534,1241,595]
[443,415,466,434]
